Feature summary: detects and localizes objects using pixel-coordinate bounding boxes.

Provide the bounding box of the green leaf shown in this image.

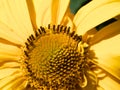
[70,0,91,14]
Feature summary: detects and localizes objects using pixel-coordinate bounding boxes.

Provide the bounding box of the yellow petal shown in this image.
[0,68,19,79]
[0,43,22,56]
[51,0,70,24]
[90,19,120,45]
[1,76,25,90]
[32,0,52,26]
[98,76,120,90]
[0,69,27,90]
[0,0,34,40]
[91,34,120,81]
[0,54,20,62]
[16,80,27,90]
[26,0,38,30]
[0,71,22,89]
[42,7,52,26]
[73,0,120,35]
[0,22,24,45]
[82,28,97,42]
[0,42,21,68]
[0,62,20,69]
[61,8,74,30]
[60,16,74,31]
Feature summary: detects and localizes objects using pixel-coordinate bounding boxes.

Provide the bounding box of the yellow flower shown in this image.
[0,0,120,90]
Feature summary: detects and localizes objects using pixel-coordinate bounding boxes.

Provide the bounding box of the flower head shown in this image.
[0,0,120,90]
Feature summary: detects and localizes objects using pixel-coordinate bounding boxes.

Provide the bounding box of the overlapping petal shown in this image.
[73,0,120,35]
[51,0,70,25]
[0,71,25,89]
[26,0,38,30]
[31,0,52,27]
[0,68,19,79]
[98,76,120,90]
[90,20,120,81]
[90,19,120,45]
[0,22,24,45]
[0,0,34,41]
[31,0,71,27]
[0,0,120,89]
[0,43,22,56]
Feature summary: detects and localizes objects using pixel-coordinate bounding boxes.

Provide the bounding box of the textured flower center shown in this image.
[21,25,94,90]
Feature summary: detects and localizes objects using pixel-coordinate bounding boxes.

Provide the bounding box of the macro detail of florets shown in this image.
[20,24,96,90]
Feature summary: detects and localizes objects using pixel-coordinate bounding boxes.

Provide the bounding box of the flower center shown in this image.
[21,25,94,89]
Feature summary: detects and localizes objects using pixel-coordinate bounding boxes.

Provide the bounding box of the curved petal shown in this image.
[0,62,20,69]
[1,76,25,90]
[26,0,38,30]
[51,0,70,24]
[0,43,22,56]
[90,19,120,45]
[0,71,23,89]
[73,0,120,35]
[16,80,27,90]
[32,0,52,27]
[42,7,52,26]
[91,34,120,81]
[0,22,24,45]
[82,28,97,42]
[0,68,18,79]
[60,8,74,30]
[0,54,20,62]
[0,0,34,41]
[98,76,120,90]
[60,15,74,32]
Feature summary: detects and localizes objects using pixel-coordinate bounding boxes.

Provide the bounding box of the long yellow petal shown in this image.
[0,43,22,56]
[0,0,34,40]
[32,0,52,27]
[42,7,52,26]
[91,34,120,81]
[0,62,19,69]
[0,71,22,89]
[26,0,38,30]
[51,0,70,24]
[0,54,20,61]
[0,22,24,45]
[0,68,18,79]
[73,0,120,35]
[82,28,97,42]
[61,8,74,30]
[1,76,25,90]
[98,76,120,90]
[90,19,120,45]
